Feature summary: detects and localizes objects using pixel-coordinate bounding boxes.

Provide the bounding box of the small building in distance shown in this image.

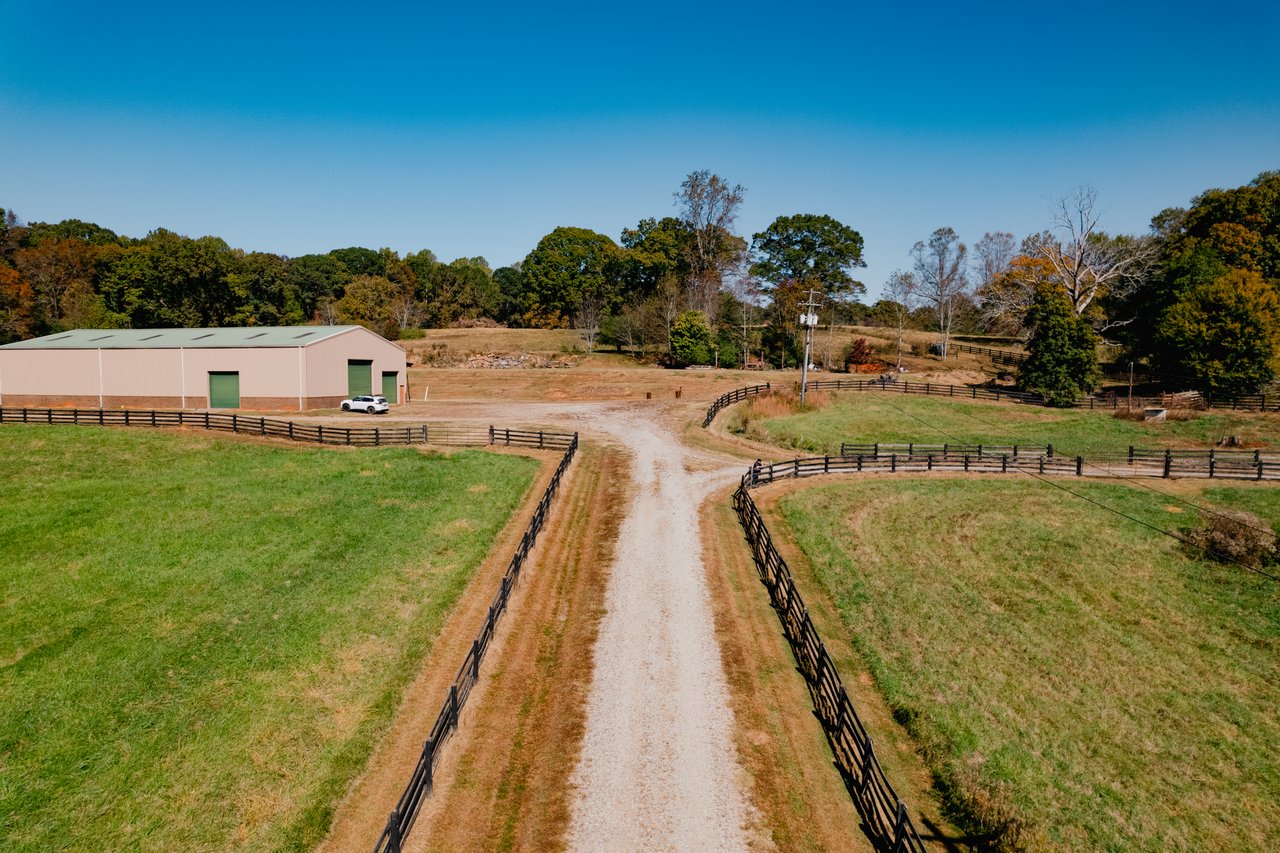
[0,326,407,411]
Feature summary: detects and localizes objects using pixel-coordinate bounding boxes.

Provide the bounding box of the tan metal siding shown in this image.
[305,328,406,399]
[0,350,101,397]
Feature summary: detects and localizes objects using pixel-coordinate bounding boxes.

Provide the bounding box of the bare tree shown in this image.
[674,170,746,321]
[1029,187,1158,327]
[726,270,762,368]
[389,292,425,332]
[911,227,968,358]
[315,296,340,325]
[575,295,603,353]
[883,270,918,370]
[972,231,1016,292]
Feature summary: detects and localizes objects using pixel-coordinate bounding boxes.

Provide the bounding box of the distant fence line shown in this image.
[947,342,1028,366]
[702,383,770,427]
[0,407,576,451]
[702,380,1280,425]
[372,430,578,852]
[748,447,1279,485]
[733,476,927,853]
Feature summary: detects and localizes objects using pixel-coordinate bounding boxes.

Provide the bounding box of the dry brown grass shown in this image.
[402,444,625,853]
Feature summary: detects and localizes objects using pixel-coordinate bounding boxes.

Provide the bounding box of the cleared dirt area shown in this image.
[319,394,969,852]
[403,443,626,853]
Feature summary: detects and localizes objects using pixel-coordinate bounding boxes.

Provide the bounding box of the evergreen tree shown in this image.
[1018,286,1101,406]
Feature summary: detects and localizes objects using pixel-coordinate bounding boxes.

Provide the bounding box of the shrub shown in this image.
[842,337,876,370]
[1185,509,1278,569]
[398,327,426,340]
[669,310,715,366]
[911,341,930,357]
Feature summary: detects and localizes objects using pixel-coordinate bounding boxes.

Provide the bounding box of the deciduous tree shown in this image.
[1029,187,1158,328]
[674,171,746,319]
[1153,268,1280,396]
[911,227,968,357]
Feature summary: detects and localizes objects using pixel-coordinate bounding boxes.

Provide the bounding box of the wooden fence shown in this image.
[702,383,770,427]
[372,432,579,853]
[749,449,1280,483]
[0,407,578,451]
[948,342,1028,365]
[733,479,927,853]
[733,443,1279,851]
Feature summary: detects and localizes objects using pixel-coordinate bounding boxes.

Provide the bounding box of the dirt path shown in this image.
[555,406,759,852]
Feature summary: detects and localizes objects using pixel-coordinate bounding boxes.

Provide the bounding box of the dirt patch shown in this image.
[403,444,625,853]
[701,489,872,852]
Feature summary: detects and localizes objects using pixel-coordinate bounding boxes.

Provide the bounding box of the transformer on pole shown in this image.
[799,287,823,403]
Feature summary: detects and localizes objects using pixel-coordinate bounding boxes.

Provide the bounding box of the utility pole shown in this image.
[799,286,822,403]
[1128,361,1134,412]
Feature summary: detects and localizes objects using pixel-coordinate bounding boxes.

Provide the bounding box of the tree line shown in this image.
[2,169,1277,396]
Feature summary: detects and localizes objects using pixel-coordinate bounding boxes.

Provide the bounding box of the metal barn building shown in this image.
[0,326,408,411]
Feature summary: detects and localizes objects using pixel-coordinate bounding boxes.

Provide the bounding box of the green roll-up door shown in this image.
[209,372,240,408]
[347,360,372,396]
[381,371,397,402]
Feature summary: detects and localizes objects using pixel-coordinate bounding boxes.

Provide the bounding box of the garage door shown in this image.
[208,372,240,409]
[381,371,397,402]
[347,360,372,396]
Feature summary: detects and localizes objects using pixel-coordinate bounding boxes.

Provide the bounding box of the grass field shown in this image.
[0,426,538,851]
[775,477,1280,850]
[728,392,1280,456]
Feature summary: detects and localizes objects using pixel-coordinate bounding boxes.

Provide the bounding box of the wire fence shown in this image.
[733,476,927,853]
[372,432,579,853]
[0,407,580,451]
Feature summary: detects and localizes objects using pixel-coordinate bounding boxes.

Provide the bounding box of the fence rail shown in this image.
[702,383,770,427]
[734,442,1279,850]
[733,479,927,853]
[948,342,1028,365]
[373,432,579,853]
[0,407,576,450]
[749,449,1280,485]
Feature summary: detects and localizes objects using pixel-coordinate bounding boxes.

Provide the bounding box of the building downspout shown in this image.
[97,348,104,409]
[180,347,187,409]
[297,346,304,412]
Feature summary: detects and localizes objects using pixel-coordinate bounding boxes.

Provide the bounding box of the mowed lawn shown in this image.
[777,478,1280,850]
[731,392,1280,457]
[0,425,538,851]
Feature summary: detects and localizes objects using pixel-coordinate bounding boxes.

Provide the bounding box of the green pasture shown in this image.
[0,425,537,851]
[731,392,1280,457]
[778,478,1280,850]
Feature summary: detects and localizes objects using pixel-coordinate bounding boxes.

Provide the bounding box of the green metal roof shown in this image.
[0,326,364,350]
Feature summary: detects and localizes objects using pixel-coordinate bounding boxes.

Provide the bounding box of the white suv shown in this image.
[340,395,390,414]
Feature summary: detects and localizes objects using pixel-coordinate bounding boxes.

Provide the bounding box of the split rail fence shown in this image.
[0,406,577,450]
[734,475,927,853]
[702,380,1280,424]
[373,431,579,853]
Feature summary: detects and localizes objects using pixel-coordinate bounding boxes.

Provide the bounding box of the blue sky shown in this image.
[2,1,1277,299]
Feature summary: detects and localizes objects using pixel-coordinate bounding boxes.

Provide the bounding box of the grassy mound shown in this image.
[777,478,1280,849]
[0,425,537,851]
